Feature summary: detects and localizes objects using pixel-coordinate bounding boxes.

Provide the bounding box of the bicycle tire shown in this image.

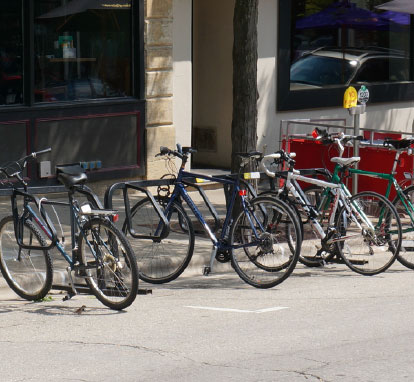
[241,195,300,273]
[78,217,139,310]
[230,196,301,288]
[392,184,414,269]
[123,197,195,284]
[0,215,53,300]
[335,191,402,276]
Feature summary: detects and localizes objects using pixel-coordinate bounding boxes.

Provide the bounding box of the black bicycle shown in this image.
[0,150,139,310]
[122,145,302,289]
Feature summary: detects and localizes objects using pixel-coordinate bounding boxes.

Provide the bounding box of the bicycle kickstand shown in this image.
[62,266,78,301]
[203,246,217,276]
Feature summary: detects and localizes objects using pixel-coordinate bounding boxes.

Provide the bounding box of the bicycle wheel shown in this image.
[392,185,414,269]
[230,196,301,288]
[0,215,53,300]
[123,197,194,284]
[335,191,402,275]
[78,217,139,310]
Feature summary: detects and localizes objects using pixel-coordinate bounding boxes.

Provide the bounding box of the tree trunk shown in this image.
[231,0,259,174]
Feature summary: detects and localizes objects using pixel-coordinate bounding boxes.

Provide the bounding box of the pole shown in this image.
[353,112,360,195]
[349,104,366,195]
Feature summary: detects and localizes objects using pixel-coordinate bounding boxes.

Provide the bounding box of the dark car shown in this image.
[290,47,409,90]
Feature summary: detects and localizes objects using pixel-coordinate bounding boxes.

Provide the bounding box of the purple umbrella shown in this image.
[296,1,389,30]
[377,0,414,14]
[38,0,131,19]
[380,10,410,25]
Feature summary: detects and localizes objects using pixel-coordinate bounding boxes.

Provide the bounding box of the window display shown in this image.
[291,1,410,90]
[278,0,414,110]
[0,1,23,106]
[34,0,132,102]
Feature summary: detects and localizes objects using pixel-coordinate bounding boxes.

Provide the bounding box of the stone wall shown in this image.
[145,0,175,179]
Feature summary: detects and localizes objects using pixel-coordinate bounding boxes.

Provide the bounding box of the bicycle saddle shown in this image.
[56,164,88,188]
[236,151,262,158]
[330,157,360,167]
[384,139,414,150]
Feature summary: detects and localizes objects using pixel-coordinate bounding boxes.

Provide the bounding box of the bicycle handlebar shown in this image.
[260,150,297,178]
[0,148,52,182]
[313,128,364,157]
[156,145,197,160]
[314,128,363,143]
[33,148,52,157]
[18,147,51,166]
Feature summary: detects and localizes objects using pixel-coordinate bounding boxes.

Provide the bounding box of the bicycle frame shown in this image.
[284,170,376,244]
[25,200,80,267]
[15,186,112,270]
[159,168,268,273]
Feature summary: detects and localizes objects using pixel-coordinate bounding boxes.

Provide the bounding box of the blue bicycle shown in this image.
[123,145,302,289]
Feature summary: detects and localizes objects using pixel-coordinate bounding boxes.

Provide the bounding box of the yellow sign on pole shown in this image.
[343,86,358,109]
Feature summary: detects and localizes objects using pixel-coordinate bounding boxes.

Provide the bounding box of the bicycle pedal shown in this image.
[203,266,211,276]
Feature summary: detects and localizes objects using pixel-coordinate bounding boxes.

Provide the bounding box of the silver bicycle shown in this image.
[260,149,403,275]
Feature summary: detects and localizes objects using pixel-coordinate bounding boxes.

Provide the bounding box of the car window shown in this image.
[353,57,409,84]
[290,55,357,87]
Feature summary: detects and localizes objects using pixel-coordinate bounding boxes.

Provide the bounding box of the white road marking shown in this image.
[185,306,289,314]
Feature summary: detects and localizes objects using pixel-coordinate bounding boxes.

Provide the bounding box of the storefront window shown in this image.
[34,0,132,102]
[0,1,23,106]
[278,0,414,110]
[291,0,410,89]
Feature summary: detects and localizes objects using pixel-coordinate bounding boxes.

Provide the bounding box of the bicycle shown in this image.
[122,145,302,289]
[312,129,414,270]
[0,150,139,310]
[260,148,403,276]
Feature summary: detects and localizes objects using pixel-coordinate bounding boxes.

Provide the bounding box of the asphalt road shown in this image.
[0,259,413,382]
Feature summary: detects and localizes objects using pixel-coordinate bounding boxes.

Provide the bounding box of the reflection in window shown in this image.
[0,1,23,105]
[34,0,132,102]
[290,0,411,90]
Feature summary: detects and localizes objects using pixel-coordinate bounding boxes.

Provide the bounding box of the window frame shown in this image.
[4,0,144,110]
[277,0,414,111]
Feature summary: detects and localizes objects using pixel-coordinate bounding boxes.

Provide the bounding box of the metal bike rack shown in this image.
[104,176,222,235]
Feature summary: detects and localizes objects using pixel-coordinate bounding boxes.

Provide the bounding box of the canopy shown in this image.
[377,0,414,14]
[38,0,131,19]
[381,10,410,25]
[296,1,389,30]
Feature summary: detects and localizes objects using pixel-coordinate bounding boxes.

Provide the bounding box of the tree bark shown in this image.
[231,0,259,174]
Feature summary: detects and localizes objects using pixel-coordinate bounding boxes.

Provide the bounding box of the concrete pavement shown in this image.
[0,259,413,381]
[1,183,414,380]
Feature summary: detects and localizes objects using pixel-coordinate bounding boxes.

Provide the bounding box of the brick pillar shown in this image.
[145,0,175,179]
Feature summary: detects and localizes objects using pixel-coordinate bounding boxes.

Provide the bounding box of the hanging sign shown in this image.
[343,86,358,109]
[358,85,370,105]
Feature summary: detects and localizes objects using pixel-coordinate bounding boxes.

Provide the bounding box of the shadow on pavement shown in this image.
[0,296,125,316]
